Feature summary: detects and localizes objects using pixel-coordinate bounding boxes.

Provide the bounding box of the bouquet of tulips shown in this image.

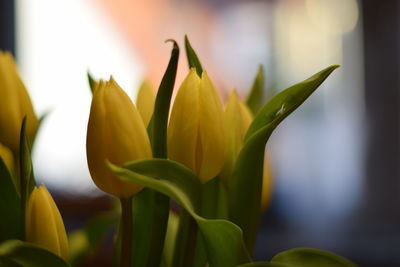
[0,37,357,267]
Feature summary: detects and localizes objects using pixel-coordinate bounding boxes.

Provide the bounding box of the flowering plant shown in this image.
[0,38,356,267]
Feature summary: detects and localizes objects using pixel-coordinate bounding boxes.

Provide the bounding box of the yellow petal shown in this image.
[261,155,273,211]
[86,78,152,198]
[0,51,38,151]
[221,90,254,181]
[136,80,155,127]
[0,143,14,173]
[26,185,69,260]
[196,72,225,183]
[168,69,200,173]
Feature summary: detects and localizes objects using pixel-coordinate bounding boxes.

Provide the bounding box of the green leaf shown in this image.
[0,159,22,242]
[130,189,153,267]
[184,35,203,76]
[87,72,97,93]
[0,240,70,267]
[149,39,179,158]
[237,262,290,267]
[110,159,251,267]
[162,211,179,267]
[136,40,179,267]
[229,65,340,253]
[246,65,265,115]
[245,65,339,141]
[19,118,37,240]
[271,248,357,267]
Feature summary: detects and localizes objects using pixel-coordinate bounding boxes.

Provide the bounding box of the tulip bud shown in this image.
[261,155,273,211]
[0,51,39,151]
[220,90,253,181]
[86,78,152,198]
[136,80,155,127]
[168,69,225,183]
[26,185,69,259]
[0,143,14,173]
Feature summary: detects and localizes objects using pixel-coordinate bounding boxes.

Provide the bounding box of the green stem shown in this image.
[120,197,134,267]
[172,209,197,267]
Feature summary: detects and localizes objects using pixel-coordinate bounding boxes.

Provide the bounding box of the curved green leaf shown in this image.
[0,159,22,242]
[149,39,179,158]
[135,40,179,267]
[110,159,251,267]
[245,65,339,141]
[271,248,357,267]
[0,240,70,267]
[246,65,265,115]
[229,65,340,253]
[184,35,203,76]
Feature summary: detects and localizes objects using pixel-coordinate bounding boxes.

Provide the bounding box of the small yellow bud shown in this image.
[0,51,39,151]
[136,80,155,127]
[26,185,69,259]
[86,78,152,198]
[221,90,253,181]
[261,155,273,211]
[0,143,13,173]
[168,69,225,183]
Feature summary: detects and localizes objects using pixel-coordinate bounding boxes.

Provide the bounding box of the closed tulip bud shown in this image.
[26,185,69,260]
[220,90,253,181]
[86,78,152,198]
[0,143,13,173]
[0,51,38,151]
[136,80,155,127]
[261,155,273,211]
[168,69,225,183]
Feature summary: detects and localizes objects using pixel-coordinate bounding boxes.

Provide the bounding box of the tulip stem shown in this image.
[120,197,134,267]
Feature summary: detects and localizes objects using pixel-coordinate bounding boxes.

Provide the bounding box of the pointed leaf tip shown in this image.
[184,35,203,76]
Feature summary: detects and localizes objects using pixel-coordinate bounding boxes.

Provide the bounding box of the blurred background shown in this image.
[1,0,399,266]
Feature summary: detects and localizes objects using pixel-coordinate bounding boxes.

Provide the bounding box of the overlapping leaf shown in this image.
[110,159,251,267]
[229,65,340,252]
[0,240,70,267]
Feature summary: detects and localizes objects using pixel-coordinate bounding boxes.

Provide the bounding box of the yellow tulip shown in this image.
[221,90,273,210]
[0,143,13,173]
[136,80,155,127]
[26,185,69,259]
[221,90,253,181]
[86,78,152,198]
[0,51,39,151]
[168,69,225,183]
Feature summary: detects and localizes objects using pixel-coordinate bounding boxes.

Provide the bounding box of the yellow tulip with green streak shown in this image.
[86,78,152,198]
[26,185,69,260]
[0,51,38,151]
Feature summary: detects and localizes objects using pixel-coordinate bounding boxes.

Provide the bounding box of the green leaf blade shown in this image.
[184,35,203,76]
[0,159,22,242]
[245,65,339,141]
[246,65,265,115]
[229,65,340,253]
[137,40,179,267]
[271,248,357,267]
[0,240,70,267]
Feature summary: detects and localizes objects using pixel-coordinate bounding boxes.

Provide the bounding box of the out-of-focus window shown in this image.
[17,0,144,194]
